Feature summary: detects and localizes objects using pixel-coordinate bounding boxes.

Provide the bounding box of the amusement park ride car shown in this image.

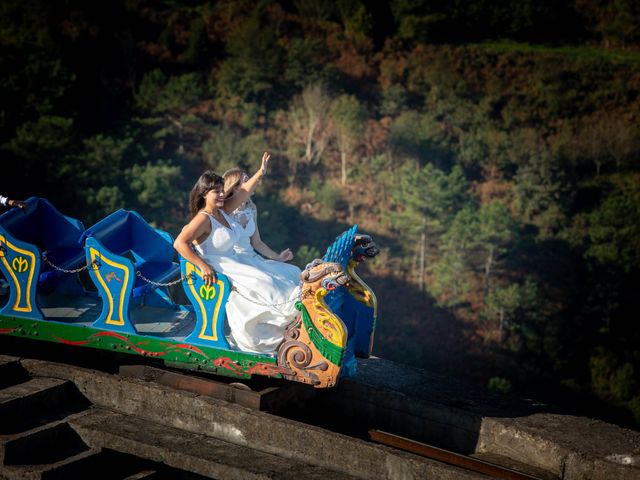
[0,198,379,388]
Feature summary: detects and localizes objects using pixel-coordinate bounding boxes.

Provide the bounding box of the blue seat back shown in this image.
[0,197,85,260]
[0,197,86,319]
[83,209,173,263]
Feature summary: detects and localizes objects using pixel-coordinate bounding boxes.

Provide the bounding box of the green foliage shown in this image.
[134,70,207,158]
[296,245,322,269]
[584,175,640,272]
[308,178,345,215]
[576,0,640,47]
[87,185,126,221]
[590,348,638,405]
[488,377,512,393]
[284,38,330,87]
[337,0,374,36]
[127,160,183,216]
[183,17,211,66]
[393,163,469,239]
[201,127,265,173]
[484,278,540,349]
[379,84,409,116]
[389,111,453,167]
[330,94,366,184]
[512,150,568,238]
[215,9,283,102]
[136,70,205,114]
[428,252,471,306]
[293,0,335,21]
[6,116,73,159]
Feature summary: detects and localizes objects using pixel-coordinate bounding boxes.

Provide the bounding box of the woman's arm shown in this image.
[250,221,294,262]
[0,196,26,210]
[173,215,217,285]
[223,152,270,213]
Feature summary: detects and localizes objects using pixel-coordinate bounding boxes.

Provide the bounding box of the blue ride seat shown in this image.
[82,209,179,333]
[0,197,86,319]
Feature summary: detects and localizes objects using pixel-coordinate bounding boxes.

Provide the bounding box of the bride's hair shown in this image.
[189,170,223,218]
[222,168,245,198]
[223,167,255,213]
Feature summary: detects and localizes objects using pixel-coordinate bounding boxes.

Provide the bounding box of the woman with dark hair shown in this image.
[173,153,300,354]
[223,168,301,285]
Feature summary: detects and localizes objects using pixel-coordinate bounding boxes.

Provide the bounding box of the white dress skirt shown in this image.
[192,210,300,354]
[229,203,302,285]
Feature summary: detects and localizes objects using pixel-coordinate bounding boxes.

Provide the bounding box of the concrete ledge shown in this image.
[20,359,486,480]
[319,357,640,480]
[70,408,362,480]
[478,415,640,480]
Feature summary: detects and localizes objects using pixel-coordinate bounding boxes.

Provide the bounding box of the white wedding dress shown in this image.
[229,202,302,285]
[192,210,300,354]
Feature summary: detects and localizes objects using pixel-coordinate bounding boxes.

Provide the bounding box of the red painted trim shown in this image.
[92,331,168,357]
[247,362,287,377]
[52,336,92,346]
[213,357,244,374]
[172,343,209,359]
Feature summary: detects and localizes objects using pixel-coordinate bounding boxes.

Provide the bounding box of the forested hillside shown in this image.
[2,0,639,427]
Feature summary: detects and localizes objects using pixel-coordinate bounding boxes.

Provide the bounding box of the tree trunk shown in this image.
[305,118,316,163]
[341,150,347,185]
[484,246,494,295]
[419,227,426,292]
[288,160,298,186]
[499,307,505,343]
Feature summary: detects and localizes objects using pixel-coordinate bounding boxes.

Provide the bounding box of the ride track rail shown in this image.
[369,430,544,480]
[0,337,557,480]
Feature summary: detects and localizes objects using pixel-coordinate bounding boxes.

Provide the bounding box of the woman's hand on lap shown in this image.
[200,263,217,285]
[277,249,293,262]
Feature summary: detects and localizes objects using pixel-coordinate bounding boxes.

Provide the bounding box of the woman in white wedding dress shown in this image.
[173,153,300,354]
[223,168,302,286]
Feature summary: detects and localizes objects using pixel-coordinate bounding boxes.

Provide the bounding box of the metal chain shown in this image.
[135,270,192,287]
[231,286,298,308]
[41,253,299,308]
[41,254,90,274]
[41,252,190,287]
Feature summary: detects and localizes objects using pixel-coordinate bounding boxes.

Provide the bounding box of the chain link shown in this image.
[42,253,298,308]
[41,252,190,287]
[42,254,90,274]
[231,286,299,308]
[135,270,192,287]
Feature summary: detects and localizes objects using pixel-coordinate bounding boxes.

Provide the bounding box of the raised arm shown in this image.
[223,152,270,213]
[173,215,217,285]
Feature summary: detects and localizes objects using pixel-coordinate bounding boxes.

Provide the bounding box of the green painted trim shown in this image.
[0,314,281,381]
[295,301,344,366]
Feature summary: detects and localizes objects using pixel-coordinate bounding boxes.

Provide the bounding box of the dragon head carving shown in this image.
[300,259,349,297]
[351,234,380,263]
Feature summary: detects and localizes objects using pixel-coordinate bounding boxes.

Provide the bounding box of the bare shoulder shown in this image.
[181,213,210,239]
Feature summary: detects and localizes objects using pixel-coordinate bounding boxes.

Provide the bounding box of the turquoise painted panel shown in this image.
[180,258,231,349]
[0,226,44,320]
[85,236,137,334]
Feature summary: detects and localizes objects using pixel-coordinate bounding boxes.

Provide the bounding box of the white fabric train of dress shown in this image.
[192,210,300,354]
[229,204,302,285]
